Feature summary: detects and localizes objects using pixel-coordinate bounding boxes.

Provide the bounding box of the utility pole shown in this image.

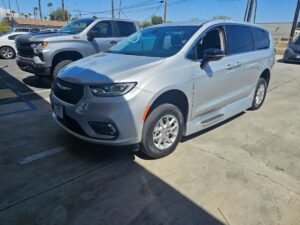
[290,0,300,41]
[164,0,168,23]
[15,0,20,17]
[246,0,255,22]
[118,0,122,19]
[111,0,115,19]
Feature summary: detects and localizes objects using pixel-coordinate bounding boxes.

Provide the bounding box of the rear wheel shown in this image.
[52,60,73,79]
[140,104,184,159]
[0,46,15,59]
[250,77,267,110]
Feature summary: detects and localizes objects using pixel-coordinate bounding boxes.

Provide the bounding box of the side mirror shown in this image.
[200,48,225,69]
[87,31,100,41]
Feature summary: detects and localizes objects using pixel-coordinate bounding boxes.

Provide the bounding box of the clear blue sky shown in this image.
[2,0,299,23]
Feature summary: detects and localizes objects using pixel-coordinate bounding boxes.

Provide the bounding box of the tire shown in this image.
[0,46,15,59]
[52,60,73,79]
[249,77,268,110]
[140,104,184,159]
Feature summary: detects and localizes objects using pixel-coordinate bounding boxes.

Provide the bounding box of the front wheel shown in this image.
[249,77,268,110]
[52,60,73,79]
[0,46,15,59]
[140,104,184,159]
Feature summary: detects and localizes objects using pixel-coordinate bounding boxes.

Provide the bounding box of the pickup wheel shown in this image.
[52,60,73,79]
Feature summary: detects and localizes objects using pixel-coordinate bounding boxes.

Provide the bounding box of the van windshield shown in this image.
[293,35,300,45]
[108,26,199,57]
[59,19,94,34]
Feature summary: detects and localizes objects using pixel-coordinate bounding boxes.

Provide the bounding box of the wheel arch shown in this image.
[52,50,83,69]
[145,89,190,129]
[260,68,271,86]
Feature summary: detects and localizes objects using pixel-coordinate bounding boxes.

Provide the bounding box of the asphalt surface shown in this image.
[0,58,299,225]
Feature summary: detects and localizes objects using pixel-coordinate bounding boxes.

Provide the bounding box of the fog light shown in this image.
[89,122,118,137]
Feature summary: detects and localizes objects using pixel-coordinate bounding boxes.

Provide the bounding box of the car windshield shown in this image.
[108,26,199,57]
[59,19,94,34]
[293,35,300,45]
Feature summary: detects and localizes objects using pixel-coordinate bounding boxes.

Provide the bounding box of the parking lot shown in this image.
[0,57,299,225]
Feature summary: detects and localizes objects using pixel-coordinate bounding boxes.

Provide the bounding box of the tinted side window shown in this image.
[225,25,254,54]
[252,28,270,50]
[15,28,29,32]
[91,21,113,38]
[187,27,223,60]
[8,34,20,40]
[117,21,136,37]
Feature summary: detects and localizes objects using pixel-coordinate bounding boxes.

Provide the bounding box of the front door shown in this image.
[188,26,239,123]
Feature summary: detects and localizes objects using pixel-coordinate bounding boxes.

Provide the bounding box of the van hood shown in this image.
[289,42,300,52]
[58,53,164,85]
[16,32,71,42]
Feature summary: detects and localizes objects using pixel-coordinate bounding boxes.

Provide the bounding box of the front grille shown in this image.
[53,78,84,105]
[17,41,34,58]
[294,49,300,54]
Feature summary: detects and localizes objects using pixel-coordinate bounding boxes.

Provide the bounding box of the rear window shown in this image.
[225,25,254,55]
[117,21,136,37]
[252,28,270,50]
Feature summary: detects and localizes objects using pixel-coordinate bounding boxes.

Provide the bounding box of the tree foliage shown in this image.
[50,8,70,21]
[212,15,231,20]
[151,15,163,25]
[0,17,11,33]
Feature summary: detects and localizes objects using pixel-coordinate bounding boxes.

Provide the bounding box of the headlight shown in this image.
[89,82,137,97]
[31,41,48,48]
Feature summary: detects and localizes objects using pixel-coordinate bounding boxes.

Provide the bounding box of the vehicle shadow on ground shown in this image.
[276,58,300,64]
[22,75,52,89]
[0,66,225,225]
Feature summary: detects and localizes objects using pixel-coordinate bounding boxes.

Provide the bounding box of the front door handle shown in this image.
[110,40,119,45]
[226,61,242,70]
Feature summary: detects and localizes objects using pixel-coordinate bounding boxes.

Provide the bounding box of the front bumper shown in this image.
[283,49,300,63]
[50,86,153,146]
[16,55,52,76]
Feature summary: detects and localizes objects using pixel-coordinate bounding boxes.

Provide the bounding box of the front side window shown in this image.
[188,27,224,60]
[90,21,113,38]
[8,34,20,40]
[60,19,94,34]
[225,25,254,55]
[117,21,136,37]
[293,35,300,45]
[108,26,199,57]
[15,28,30,32]
[253,28,270,50]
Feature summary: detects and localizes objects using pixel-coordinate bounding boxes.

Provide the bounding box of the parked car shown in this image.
[50,20,275,159]
[15,18,140,78]
[283,35,300,63]
[9,27,41,33]
[0,32,28,59]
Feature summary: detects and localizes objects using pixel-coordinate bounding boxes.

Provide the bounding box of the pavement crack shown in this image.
[190,141,300,197]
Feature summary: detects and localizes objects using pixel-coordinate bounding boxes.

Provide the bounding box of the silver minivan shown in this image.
[50,20,275,158]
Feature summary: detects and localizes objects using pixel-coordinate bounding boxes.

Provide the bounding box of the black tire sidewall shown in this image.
[0,47,15,59]
[251,78,267,110]
[52,60,73,79]
[141,104,184,159]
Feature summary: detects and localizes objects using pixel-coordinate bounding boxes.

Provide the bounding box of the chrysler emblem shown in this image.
[56,82,71,91]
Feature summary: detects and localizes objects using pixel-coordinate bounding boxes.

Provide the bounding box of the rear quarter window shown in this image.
[117,21,136,37]
[225,25,254,55]
[252,28,270,50]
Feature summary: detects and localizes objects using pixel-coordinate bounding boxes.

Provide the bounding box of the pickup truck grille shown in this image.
[53,79,84,105]
[16,41,34,58]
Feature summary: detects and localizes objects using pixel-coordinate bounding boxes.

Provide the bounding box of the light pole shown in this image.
[111,0,115,19]
[164,0,168,23]
[290,0,300,41]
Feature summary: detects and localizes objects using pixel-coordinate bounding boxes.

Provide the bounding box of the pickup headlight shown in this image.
[90,82,137,97]
[31,41,48,48]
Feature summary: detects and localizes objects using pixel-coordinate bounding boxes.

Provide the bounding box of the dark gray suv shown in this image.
[283,35,300,63]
